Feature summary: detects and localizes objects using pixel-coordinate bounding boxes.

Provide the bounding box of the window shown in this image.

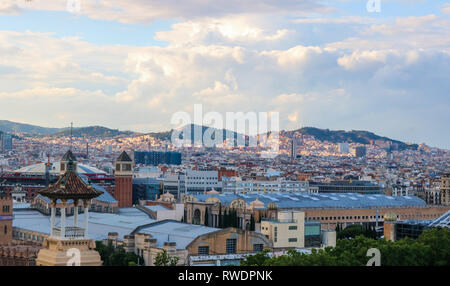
[4,225,7,234]
[116,164,121,171]
[253,244,264,252]
[288,238,298,242]
[274,227,278,243]
[288,225,297,230]
[198,246,209,256]
[226,239,237,254]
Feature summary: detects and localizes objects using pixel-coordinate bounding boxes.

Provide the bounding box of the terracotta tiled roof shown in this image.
[39,170,102,200]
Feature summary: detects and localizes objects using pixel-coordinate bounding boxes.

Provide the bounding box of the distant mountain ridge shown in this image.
[0,120,61,135]
[0,120,134,138]
[291,127,418,151]
[150,124,245,144]
[53,126,135,138]
[0,120,420,149]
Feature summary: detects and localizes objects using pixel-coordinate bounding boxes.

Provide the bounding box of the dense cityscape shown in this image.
[0,0,449,272]
[0,123,449,266]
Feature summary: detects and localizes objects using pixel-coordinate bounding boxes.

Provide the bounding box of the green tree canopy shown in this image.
[154,249,180,266]
[242,228,450,266]
[95,241,144,266]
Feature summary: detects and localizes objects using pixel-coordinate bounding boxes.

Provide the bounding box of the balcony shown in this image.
[52,227,85,239]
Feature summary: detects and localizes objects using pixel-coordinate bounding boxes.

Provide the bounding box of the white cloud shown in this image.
[16,0,331,24]
[0,0,22,15]
[154,16,294,48]
[292,16,377,25]
[441,3,450,14]
[1,9,450,148]
[329,15,450,51]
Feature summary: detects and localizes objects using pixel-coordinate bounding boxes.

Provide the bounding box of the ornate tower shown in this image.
[0,192,12,245]
[60,150,77,176]
[115,151,133,208]
[36,155,103,266]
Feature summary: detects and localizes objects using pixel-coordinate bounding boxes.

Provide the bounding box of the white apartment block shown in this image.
[222,177,309,193]
[183,169,220,193]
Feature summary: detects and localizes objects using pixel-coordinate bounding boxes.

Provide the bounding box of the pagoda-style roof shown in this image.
[61,150,77,162]
[117,151,132,162]
[39,168,102,201]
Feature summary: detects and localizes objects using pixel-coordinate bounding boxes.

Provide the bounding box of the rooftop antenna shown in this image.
[70,122,73,151]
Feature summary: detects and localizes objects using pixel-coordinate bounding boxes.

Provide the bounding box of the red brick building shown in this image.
[114,151,133,208]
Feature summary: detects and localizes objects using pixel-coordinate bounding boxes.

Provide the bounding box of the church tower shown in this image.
[115,151,133,208]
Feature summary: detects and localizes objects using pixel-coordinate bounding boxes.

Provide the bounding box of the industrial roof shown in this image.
[15,162,107,175]
[13,209,217,248]
[145,205,170,212]
[137,220,219,249]
[191,192,427,209]
[429,210,450,228]
[13,208,154,241]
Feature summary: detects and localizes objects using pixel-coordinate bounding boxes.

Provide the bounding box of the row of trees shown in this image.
[95,241,181,266]
[208,205,255,230]
[336,223,379,240]
[242,228,450,266]
[95,241,144,266]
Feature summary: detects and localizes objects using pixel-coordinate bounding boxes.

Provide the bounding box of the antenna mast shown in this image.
[70,122,73,150]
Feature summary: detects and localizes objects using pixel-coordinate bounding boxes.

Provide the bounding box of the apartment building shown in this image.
[261,211,305,249]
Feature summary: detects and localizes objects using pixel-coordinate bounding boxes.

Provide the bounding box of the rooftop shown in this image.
[39,168,103,200]
[13,208,154,241]
[117,151,132,162]
[14,162,108,175]
[191,192,427,209]
[136,220,219,249]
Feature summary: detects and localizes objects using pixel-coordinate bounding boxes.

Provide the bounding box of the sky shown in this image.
[0,0,449,149]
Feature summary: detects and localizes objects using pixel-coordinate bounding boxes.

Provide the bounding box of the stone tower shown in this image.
[114,151,133,208]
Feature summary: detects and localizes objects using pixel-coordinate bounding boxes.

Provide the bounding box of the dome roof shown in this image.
[15,162,108,175]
